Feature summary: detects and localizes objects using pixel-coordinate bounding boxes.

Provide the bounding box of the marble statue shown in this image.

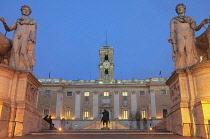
[168,3,209,69]
[0,5,37,71]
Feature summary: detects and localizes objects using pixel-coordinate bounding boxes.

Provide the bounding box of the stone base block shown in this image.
[166,61,210,138]
[0,101,10,137]
[0,65,48,137]
[101,127,110,130]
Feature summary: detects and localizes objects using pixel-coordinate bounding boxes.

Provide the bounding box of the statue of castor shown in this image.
[0,32,12,65]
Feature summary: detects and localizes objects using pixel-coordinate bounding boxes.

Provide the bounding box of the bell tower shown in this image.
[99,41,114,81]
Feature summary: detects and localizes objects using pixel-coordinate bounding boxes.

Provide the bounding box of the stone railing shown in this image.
[153,118,167,130]
[38,78,168,85]
[41,120,50,130]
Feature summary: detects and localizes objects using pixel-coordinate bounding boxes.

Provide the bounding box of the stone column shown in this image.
[56,90,63,118]
[110,69,113,80]
[100,54,104,63]
[100,67,104,80]
[93,91,98,119]
[150,89,156,118]
[131,91,137,119]
[114,91,119,119]
[75,91,81,119]
[110,53,113,63]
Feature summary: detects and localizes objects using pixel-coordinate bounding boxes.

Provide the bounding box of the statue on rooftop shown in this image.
[0,5,37,71]
[168,3,209,69]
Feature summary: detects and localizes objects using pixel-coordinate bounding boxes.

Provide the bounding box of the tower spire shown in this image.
[105,33,108,46]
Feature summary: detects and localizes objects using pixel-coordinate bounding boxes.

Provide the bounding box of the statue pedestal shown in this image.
[101,127,110,130]
[166,61,210,138]
[0,64,47,137]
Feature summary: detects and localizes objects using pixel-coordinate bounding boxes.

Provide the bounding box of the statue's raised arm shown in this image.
[0,18,13,32]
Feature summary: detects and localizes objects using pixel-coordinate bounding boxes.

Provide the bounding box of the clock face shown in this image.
[103,62,110,69]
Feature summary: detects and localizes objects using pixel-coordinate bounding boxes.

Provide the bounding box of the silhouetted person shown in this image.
[48,115,54,130]
[136,112,140,129]
[143,118,147,129]
[43,115,48,122]
[101,109,110,127]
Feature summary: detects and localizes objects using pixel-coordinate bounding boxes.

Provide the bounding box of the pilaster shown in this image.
[114,91,119,119]
[131,91,137,119]
[149,89,156,118]
[75,91,81,119]
[56,90,63,119]
[93,91,98,119]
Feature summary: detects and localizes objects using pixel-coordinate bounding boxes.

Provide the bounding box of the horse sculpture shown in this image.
[0,32,12,65]
[196,25,210,61]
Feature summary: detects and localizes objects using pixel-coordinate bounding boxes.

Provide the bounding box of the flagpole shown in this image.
[49,72,51,79]
[159,71,162,78]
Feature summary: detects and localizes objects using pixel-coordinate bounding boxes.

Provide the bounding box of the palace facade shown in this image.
[37,44,170,129]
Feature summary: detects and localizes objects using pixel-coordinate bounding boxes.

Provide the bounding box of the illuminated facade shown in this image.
[37,44,170,129]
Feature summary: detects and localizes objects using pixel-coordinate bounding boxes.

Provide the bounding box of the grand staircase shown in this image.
[23,121,179,139]
[26,122,176,139]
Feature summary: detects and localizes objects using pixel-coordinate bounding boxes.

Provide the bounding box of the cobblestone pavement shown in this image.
[3,130,202,139]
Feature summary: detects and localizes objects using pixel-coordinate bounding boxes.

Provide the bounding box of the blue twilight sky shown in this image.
[0,0,209,80]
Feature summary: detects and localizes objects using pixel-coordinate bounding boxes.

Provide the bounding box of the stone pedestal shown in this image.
[0,64,48,137]
[166,61,210,138]
[101,127,110,130]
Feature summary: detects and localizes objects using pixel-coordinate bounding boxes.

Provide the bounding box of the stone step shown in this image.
[30,129,173,136]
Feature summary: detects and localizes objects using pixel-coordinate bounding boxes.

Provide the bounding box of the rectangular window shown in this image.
[141,110,146,119]
[45,90,51,96]
[163,109,168,118]
[140,91,145,96]
[122,92,128,96]
[84,92,90,96]
[43,109,49,116]
[160,90,167,95]
[105,55,108,61]
[66,110,71,119]
[67,92,72,96]
[104,92,109,96]
[123,110,128,119]
[84,111,89,119]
